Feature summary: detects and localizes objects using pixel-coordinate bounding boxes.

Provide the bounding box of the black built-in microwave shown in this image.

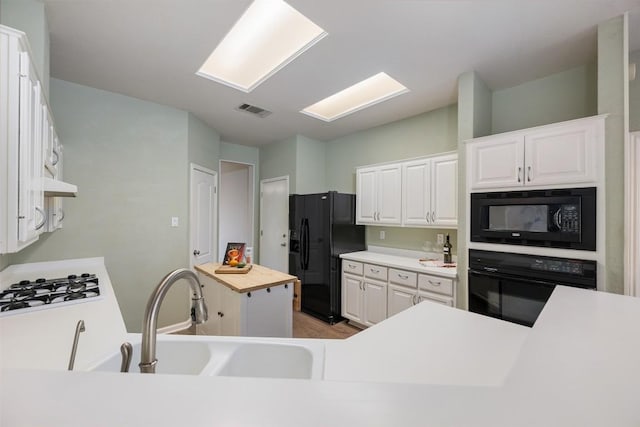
[470,187,596,251]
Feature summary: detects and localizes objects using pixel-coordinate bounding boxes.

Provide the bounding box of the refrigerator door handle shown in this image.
[299,218,306,270]
[303,218,310,269]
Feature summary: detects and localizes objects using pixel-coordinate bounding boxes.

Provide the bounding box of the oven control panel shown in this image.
[530,259,583,275]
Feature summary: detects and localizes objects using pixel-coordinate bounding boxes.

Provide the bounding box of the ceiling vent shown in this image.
[236,103,272,118]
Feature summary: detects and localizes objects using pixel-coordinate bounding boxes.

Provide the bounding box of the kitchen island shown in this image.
[194,263,296,337]
[2,259,640,426]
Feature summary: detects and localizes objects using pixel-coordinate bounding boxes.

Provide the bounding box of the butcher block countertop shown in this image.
[194,263,297,293]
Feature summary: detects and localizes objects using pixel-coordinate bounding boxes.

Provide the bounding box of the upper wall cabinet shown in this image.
[0,25,74,254]
[356,152,458,228]
[467,115,605,191]
[356,163,402,225]
[402,154,458,228]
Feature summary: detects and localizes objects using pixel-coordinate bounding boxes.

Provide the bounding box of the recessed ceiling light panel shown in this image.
[301,72,409,122]
[197,0,327,92]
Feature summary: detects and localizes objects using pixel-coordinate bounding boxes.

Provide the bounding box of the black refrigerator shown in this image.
[289,191,366,324]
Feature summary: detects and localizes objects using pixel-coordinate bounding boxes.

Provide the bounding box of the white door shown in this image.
[468,135,524,190]
[431,154,458,226]
[190,164,217,267]
[363,279,387,326]
[402,159,431,226]
[377,164,402,224]
[524,121,597,186]
[387,284,415,318]
[356,167,377,224]
[259,176,289,272]
[342,274,363,323]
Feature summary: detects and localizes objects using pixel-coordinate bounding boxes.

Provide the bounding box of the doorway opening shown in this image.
[219,160,255,264]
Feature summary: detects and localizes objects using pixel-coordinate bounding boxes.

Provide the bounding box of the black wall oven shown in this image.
[468,250,597,327]
[470,187,596,251]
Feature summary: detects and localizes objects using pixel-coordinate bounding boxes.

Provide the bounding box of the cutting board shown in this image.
[214,264,253,274]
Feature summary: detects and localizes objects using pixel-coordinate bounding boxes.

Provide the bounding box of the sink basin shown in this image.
[90,340,212,375]
[88,337,324,379]
[215,343,315,379]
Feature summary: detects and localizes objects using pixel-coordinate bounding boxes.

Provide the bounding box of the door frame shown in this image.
[259,175,289,267]
[625,132,639,296]
[189,163,218,269]
[218,159,256,262]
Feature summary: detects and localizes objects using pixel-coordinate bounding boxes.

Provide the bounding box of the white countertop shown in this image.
[340,249,458,278]
[0,258,127,371]
[2,258,640,425]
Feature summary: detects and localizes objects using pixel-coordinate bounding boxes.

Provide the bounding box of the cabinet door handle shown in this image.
[412,295,417,305]
[432,212,435,223]
[35,207,47,230]
[426,213,430,223]
[398,274,408,280]
[370,268,380,274]
[527,166,532,182]
[517,166,522,183]
[428,280,441,286]
[58,208,65,221]
[193,249,200,256]
[52,148,60,166]
[348,264,356,269]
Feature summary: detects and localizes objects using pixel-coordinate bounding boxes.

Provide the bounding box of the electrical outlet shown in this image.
[171,217,179,227]
[379,230,386,240]
[437,233,444,245]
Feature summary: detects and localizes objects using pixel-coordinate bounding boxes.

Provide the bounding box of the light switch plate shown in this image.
[379,230,385,240]
[437,234,444,245]
[171,217,179,227]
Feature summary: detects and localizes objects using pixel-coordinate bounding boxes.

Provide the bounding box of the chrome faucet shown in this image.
[139,268,208,374]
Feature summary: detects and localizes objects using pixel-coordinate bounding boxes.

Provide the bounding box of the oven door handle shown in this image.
[469,269,559,288]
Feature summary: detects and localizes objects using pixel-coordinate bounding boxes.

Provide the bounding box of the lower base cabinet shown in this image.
[342,273,387,327]
[342,258,456,327]
[197,273,293,338]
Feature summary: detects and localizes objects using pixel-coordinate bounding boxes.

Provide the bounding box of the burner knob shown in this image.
[35,278,46,283]
[67,275,77,280]
[81,273,91,278]
[19,280,31,286]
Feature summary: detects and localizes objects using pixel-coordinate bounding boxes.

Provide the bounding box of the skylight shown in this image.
[301,72,409,122]
[196,0,327,93]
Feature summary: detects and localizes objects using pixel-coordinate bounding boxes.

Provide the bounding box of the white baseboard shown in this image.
[157,319,192,335]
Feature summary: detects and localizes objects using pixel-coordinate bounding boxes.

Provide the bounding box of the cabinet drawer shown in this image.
[389,269,417,288]
[342,260,363,275]
[364,263,388,281]
[418,274,453,296]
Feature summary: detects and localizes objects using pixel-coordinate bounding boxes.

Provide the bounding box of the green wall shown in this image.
[259,136,297,188]
[8,79,195,332]
[491,63,598,134]
[457,71,492,310]
[295,135,326,194]
[598,15,628,294]
[325,105,459,252]
[630,50,640,132]
[188,113,221,171]
[0,0,50,96]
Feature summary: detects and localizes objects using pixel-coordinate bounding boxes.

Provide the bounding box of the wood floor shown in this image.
[293,311,361,339]
[177,311,362,339]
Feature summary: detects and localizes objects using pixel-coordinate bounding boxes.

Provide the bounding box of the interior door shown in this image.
[190,164,217,267]
[259,176,289,272]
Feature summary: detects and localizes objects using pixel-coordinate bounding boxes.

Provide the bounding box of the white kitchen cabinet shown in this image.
[356,163,402,225]
[468,115,604,191]
[1,25,72,253]
[387,283,417,318]
[342,261,387,327]
[403,154,458,227]
[197,273,293,337]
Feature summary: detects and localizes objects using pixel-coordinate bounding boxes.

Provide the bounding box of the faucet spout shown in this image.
[139,268,208,374]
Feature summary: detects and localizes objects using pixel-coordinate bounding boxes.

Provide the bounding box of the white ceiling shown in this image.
[44,0,640,146]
